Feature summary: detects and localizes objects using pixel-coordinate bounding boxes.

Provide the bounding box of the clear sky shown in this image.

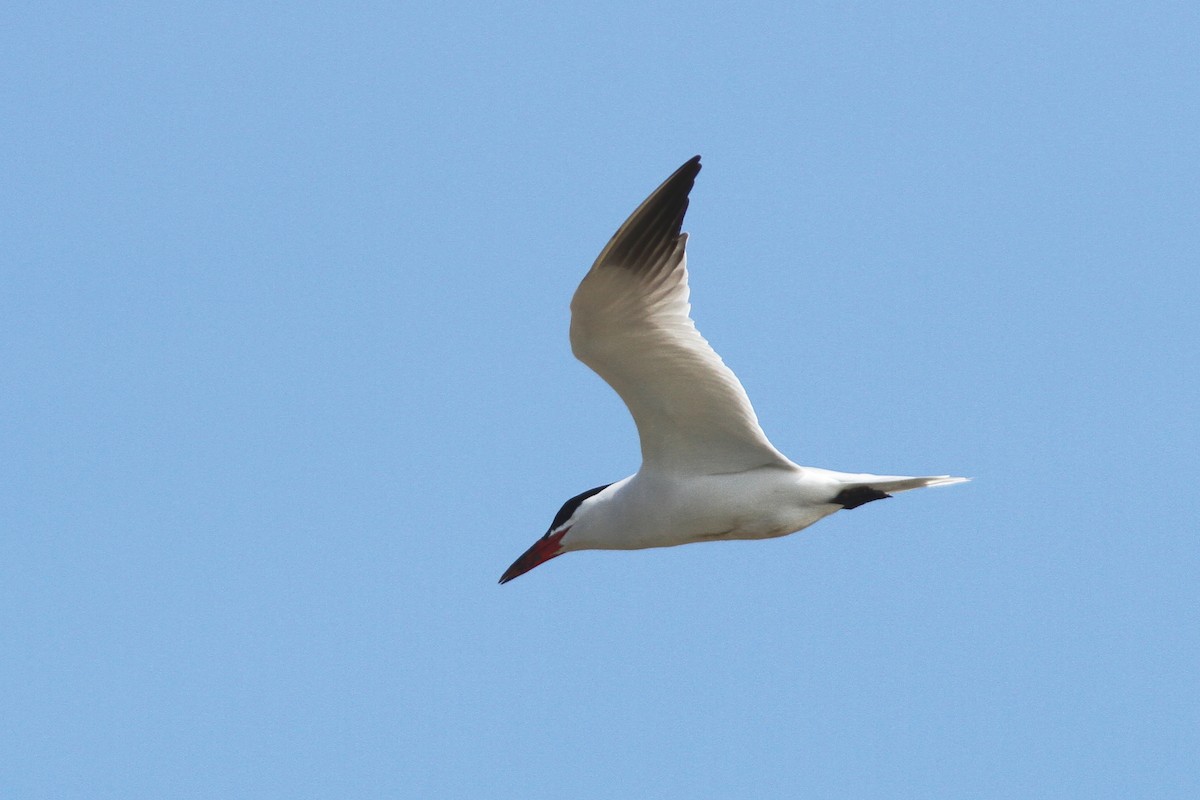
[4,3,1197,798]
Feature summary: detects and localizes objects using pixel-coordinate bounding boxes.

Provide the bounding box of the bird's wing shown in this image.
[570,156,790,475]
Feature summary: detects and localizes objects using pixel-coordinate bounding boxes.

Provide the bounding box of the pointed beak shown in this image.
[499,530,568,584]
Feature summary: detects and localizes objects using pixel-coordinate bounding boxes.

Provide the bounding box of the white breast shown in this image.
[563,466,842,552]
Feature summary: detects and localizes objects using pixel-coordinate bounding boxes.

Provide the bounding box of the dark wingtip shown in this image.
[648,155,702,207]
[832,486,892,510]
[594,156,703,273]
[674,154,702,183]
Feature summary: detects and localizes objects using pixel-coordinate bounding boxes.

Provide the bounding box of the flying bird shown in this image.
[500,156,966,584]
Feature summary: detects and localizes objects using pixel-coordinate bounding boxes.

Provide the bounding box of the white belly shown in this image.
[566,466,841,552]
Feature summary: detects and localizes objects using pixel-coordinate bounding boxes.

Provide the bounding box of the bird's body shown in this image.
[566,467,837,551]
[551,466,964,555]
[500,156,967,584]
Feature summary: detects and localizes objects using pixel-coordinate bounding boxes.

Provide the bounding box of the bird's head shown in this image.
[499,483,613,584]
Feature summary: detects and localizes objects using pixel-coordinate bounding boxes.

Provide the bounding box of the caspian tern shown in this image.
[500,156,967,584]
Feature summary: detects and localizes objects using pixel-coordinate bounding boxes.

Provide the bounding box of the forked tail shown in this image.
[833,475,969,509]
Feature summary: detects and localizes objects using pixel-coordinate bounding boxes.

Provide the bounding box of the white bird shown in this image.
[500,156,967,584]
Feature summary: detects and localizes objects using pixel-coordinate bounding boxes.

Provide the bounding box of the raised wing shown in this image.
[569,156,790,475]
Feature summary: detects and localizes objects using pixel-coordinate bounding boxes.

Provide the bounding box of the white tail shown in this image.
[854,474,970,494]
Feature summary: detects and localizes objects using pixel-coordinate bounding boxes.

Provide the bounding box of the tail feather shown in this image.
[830,474,969,510]
[858,475,970,494]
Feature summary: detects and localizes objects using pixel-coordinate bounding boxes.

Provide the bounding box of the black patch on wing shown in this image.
[597,155,701,276]
[547,483,612,533]
[833,486,892,510]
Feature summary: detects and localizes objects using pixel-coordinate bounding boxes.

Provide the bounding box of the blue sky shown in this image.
[3,2,1197,797]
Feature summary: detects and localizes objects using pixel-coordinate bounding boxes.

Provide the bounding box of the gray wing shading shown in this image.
[569,156,790,475]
